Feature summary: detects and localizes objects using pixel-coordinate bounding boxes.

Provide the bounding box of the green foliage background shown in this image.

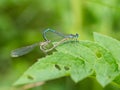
[0,0,120,90]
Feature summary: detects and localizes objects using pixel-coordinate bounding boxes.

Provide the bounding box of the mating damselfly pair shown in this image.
[11,29,79,57]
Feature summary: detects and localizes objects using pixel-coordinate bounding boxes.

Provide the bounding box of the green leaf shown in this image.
[94,32,120,86]
[14,34,120,87]
[55,41,98,82]
[56,41,97,66]
[14,52,71,85]
[14,41,97,86]
[94,32,120,67]
[79,41,119,87]
[14,50,93,86]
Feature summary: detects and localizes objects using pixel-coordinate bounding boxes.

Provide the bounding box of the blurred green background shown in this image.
[0,0,120,90]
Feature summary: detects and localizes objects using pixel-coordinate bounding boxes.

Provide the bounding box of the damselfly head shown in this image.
[68,33,79,39]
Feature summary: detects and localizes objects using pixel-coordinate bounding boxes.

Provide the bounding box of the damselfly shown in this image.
[43,28,79,41]
[11,29,79,57]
